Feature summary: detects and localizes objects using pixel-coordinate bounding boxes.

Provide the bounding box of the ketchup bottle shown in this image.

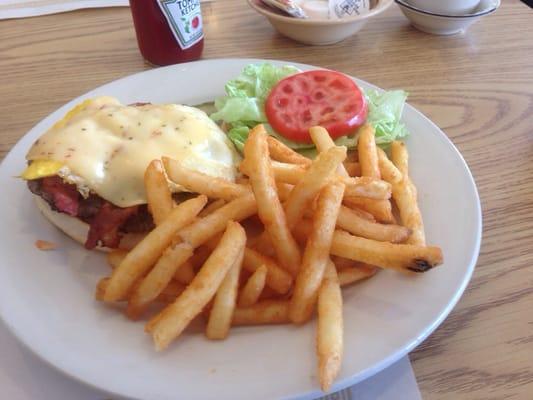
[129,0,204,66]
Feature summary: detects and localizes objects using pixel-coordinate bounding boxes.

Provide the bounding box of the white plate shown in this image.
[0,59,481,400]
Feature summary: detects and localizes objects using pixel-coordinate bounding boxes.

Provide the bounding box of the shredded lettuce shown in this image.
[211,63,299,123]
[210,63,410,153]
[365,89,409,146]
[226,124,250,152]
[211,63,317,151]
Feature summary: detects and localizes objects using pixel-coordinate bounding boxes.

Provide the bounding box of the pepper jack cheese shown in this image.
[22,96,240,207]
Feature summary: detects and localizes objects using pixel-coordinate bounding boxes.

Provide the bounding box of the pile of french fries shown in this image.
[96,124,443,391]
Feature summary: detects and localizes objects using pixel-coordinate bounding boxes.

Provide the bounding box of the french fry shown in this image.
[290,181,345,324]
[95,277,112,301]
[163,157,250,201]
[331,230,441,272]
[235,176,250,185]
[337,205,411,243]
[242,247,293,294]
[144,310,165,334]
[344,206,375,222]
[149,221,246,350]
[103,195,207,302]
[293,221,443,273]
[357,124,381,179]
[232,300,290,326]
[389,141,426,246]
[303,205,374,223]
[238,264,267,307]
[126,243,194,319]
[93,117,443,394]
[253,145,350,274]
[96,277,185,303]
[206,246,244,339]
[173,259,196,285]
[178,193,256,248]
[308,125,361,179]
[343,162,361,177]
[107,249,128,269]
[97,277,145,303]
[376,147,402,185]
[309,126,349,176]
[357,124,397,225]
[198,199,226,218]
[267,135,312,167]
[394,181,425,246]
[145,160,174,225]
[306,127,403,241]
[118,233,147,251]
[284,146,347,231]
[243,124,301,274]
[204,231,293,295]
[276,182,294,202]
[270,161,391,200]
[154,280,187,304]
[343,196,394,223]
[342,177,390,200]
[391,140,409,177]
[317,261,343,392]
[262,161,306,183]
[247,233,276,258]
[108,248,195,290]
[128,194,256,316]
[34,239,57,251]
[338,264,377,287]
[330,255,360,270]
[189,245,212,269]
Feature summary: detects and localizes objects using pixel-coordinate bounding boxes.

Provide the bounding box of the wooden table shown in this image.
[1,1,532,399]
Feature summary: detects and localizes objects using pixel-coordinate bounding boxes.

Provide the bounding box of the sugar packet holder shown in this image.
[260,0,370,19]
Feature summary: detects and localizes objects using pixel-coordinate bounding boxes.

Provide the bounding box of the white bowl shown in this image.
[408,0,481,15]
[247,0,393,45]
[395,0,500,35]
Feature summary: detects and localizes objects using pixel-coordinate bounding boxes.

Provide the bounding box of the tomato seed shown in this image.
[282,85,293,94]
[329,80,346,90]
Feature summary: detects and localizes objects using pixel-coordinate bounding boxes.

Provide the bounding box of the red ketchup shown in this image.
[129,0,204,66]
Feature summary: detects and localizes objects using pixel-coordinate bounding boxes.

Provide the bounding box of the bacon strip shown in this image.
[41,176,79,216]
[85,203,139,249]
[36,176,140,249]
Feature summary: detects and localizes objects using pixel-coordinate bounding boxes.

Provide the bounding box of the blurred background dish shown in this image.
[395,0,500,35]
[246,0,393,45]
[407,0,481,16]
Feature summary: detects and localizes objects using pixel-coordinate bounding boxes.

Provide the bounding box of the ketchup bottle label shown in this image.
[158,0,203,50]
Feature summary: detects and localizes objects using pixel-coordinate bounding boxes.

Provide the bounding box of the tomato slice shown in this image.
[265,70,368,143]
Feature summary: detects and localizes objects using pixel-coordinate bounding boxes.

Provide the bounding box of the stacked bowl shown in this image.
[247,0,394,45]
[395,0,501,35]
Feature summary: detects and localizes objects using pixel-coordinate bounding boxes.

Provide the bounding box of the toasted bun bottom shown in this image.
[34,196,144,252]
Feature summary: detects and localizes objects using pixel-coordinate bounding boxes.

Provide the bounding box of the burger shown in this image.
[21,96,240,250]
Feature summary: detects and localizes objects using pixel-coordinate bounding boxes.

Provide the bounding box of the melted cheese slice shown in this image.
[26,96,240,207]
